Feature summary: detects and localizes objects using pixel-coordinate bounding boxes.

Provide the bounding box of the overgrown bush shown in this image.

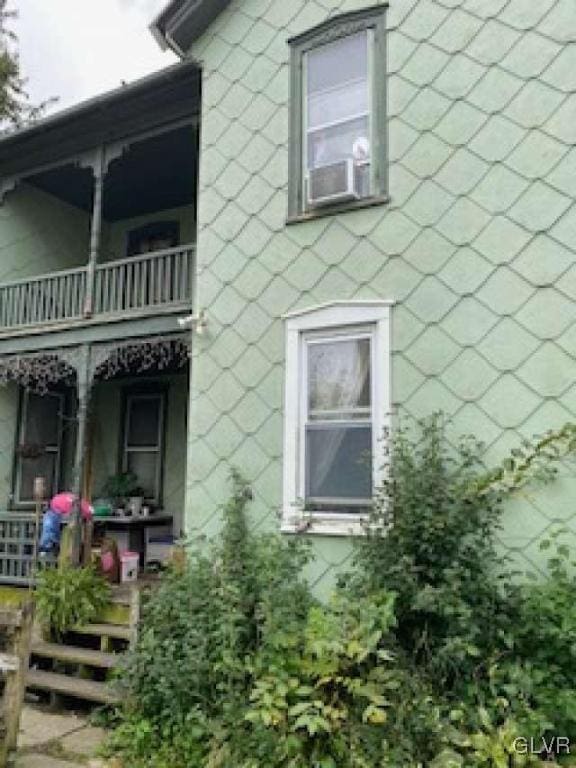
[110,470,314,766]
[347,415,510,690]
[108,419,576,767]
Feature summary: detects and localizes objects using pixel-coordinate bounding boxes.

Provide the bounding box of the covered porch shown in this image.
[0,334,190,584]
[0,61,200,338]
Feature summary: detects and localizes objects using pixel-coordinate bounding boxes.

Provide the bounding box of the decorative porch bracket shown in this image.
[0,351,76,394]
[90,334,191,380]
[0,334,191,392]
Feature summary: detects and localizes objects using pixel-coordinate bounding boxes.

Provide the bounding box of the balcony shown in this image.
[0,244,194,334]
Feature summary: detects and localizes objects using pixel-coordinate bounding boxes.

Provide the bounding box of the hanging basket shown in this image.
[16,443,46,460]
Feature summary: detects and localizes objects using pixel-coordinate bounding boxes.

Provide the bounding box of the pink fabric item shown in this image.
[50,492,93,519]
[101,551,115,572]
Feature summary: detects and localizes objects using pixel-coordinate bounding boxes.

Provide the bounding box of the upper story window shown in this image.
[127,221,180,257]
[288,7,388,220]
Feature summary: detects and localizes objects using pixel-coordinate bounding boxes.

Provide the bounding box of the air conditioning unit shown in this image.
[307,159,360,207]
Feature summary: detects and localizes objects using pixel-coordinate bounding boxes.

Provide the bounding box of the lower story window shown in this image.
[304,333,373,510]
[122,392,165,503]
[15,390,64,505]
[283,302,391,535]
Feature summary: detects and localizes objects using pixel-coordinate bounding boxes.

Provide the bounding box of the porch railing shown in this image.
[94,245,193,315]
[0,512,40,585]
[0,244,194,331]
[0,268,87,328]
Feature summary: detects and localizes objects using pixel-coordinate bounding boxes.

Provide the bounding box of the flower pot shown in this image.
[127,496,144,516]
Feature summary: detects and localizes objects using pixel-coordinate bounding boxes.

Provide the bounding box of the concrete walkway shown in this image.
[15,705,108,768]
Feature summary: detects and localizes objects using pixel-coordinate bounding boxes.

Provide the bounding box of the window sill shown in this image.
[286,194,390,226]
[281,510,369,537]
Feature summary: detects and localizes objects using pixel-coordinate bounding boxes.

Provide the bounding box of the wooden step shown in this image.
[27,669,120,705]
[72,623,131,641]
[31,640,118,669]
[110,584,136,605]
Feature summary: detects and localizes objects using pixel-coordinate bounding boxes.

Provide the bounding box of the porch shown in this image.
[0,63,200,585]
[0,61,200,347]
[0,334,190,584]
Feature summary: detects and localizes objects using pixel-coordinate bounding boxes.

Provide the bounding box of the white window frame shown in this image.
[122,392,165,504]
[282,301,393,536]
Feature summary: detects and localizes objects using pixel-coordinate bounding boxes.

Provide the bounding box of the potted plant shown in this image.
[101,472,145,515]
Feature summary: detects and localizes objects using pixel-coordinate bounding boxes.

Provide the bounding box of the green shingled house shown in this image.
[0,0,574,594]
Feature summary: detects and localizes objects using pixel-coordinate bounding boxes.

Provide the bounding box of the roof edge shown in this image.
[150,0,232,56]
[0,60,199,150]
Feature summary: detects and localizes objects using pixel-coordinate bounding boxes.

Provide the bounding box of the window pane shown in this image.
[307,32,367,99]
[306,32,369,172]
[308,338,371,418]
[305,424,372,502]
[23,393,60,446]
[307,116,370,169]
[308,79,368,129]
[19,453,58,502]
[126,452,159,498]
[127,397,161,447]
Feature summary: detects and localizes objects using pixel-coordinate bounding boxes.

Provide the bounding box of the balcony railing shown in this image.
[0,244,194,332]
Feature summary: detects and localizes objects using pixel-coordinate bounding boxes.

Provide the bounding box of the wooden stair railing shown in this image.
[0,601,34,767]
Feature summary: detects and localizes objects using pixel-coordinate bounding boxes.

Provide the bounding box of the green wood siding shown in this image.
[0,184,90,282]
[184,0,576,594]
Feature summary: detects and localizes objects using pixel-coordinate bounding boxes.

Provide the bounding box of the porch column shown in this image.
[84,147,105,317]
[70,344,92,565]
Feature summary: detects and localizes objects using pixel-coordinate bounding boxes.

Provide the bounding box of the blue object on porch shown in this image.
[39,508,62,553]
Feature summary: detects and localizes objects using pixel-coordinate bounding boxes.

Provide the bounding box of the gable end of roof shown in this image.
[150,0,232,57]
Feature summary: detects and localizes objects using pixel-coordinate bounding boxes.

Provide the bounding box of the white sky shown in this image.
[16,0,177,114]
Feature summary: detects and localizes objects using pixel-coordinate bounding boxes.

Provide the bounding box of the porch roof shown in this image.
[0,60,200,180]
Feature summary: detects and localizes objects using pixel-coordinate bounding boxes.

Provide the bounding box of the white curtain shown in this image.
[307,339,370,500]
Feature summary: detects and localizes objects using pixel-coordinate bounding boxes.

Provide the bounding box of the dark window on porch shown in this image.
[122,392,165,503]
[14,391,65,505]
[127,221,180,257]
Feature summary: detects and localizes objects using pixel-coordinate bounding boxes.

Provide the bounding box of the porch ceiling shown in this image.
[26,124,197,222]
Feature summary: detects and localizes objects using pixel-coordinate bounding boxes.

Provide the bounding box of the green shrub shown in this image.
[108,421,576,768]
[111,470,312,765]
[246,591,397,766]
[348,415,576,696]
[35,564,110,640]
